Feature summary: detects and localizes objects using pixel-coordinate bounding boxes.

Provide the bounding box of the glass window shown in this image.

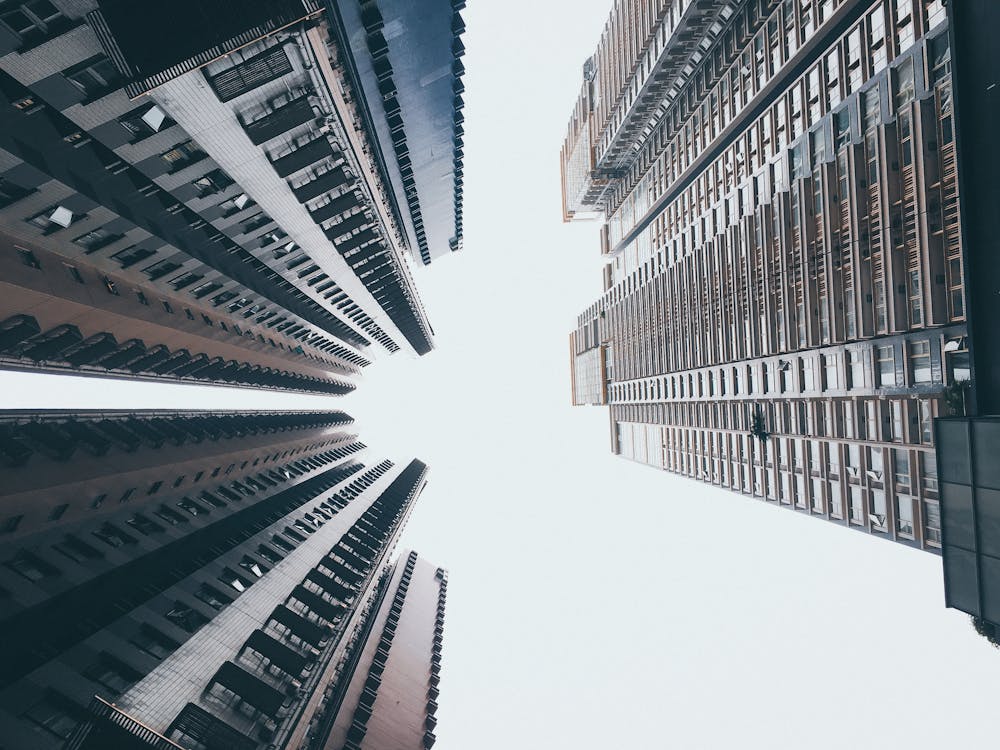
[193,168,234,197]
[110,244,155,269]
[909,340,931,383]
[160,140,206,172]
[73,227,122,254]
[27,204,78,231]
[924,501,942,544]
[870,490,888,530]
[165,601,207,632]
[130,625,178,659]
[876,346,895,386]
[896,494,914,536]
[16,247,40,268]
[119,104,171,138]
[849,485,865,524]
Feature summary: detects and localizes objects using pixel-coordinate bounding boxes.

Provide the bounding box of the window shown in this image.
[256,544,283,564]
[849,485,864,525]
[909,340,931,383]
[169,272,203,291]
[110,244,156,269]
[195,584,232,611]
[161,299,174,314]
[102,275,119,295]
[130,625,178,659]
[218,193,253,216]
[240,211,271,234]
[93,522,136,547]
[73,227,122,255]
[1,1,67,48]
[27,204,77,231]
[119,104,171,139]
[90,493,106,509]
[239,556,267,578]
[23,692,81,739]
[6,550,60,580]
[893,448,911,492]
[192,169,234,197]
[160,140,206,172]
[154,504,188,526]
[876,345,895,386]
[918,400,933,444]
[16,247,40,268]
[134,289,149,306]
[846,349,864,388]
[126,514,164,536]
[191,281,222,299]
[220,568,250,593]
[64,263,84,283]
[924,500,942,544]
[896,494,915,536]
[822,354,838,390]
[870,490,888,530]
[165,601,207,632]
[142,259,181,281]
[177,497,208,516]
[64,55,122,99]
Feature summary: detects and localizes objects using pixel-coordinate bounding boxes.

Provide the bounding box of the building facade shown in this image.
[319,551,446,750]
[0,0,466,392]
[0,408,437,750]
[564,0,973,552]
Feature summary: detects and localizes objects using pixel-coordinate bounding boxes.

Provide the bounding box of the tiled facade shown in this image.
[320,551,445,750]
[565,0,973,552]
[0,0,466,390]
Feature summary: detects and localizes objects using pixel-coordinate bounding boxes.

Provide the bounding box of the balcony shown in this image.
[0,315,40,354]
[210,661,286,717]
[269,136,334,178]
[241,90,316,145]
[309,190,363,225]
[292,165,353,202]
[20,324,82,362]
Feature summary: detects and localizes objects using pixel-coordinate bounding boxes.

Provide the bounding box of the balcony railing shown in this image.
[241,89,316,145]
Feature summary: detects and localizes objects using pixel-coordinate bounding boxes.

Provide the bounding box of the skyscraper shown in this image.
[564,0,972,552]
[0,408,441,750]
[0,0,466,391]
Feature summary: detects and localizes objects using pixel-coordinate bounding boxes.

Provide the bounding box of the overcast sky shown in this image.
[2,1,999,748]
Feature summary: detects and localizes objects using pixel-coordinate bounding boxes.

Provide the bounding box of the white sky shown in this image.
[2,2,999,748]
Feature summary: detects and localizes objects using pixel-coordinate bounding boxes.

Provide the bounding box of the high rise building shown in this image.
[564,0,976,553]
[312,550,446,750]
[0,408,440,750]
[926,0,1000,632]
[0,0,466,392]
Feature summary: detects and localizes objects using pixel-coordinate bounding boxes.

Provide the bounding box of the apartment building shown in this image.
[564,0,971,552]
[0,0,466,392]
